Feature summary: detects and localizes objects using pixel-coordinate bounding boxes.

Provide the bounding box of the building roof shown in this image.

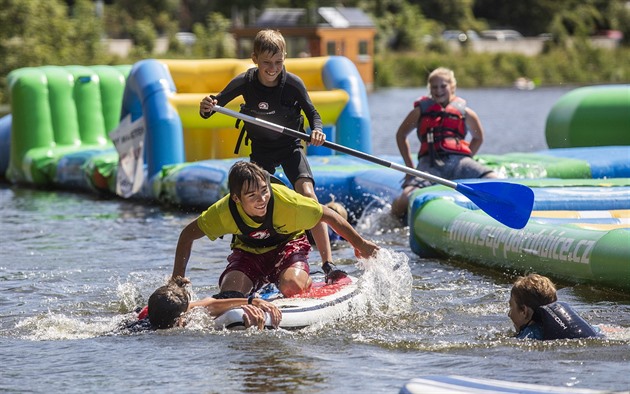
[256,8,305,27]
[255,7,374,28]
[330,7,374,27]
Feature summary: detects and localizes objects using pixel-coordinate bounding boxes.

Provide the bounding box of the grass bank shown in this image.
[374,46,630,88]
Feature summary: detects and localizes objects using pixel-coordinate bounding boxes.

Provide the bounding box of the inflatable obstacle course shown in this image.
[0,56,371,193]
[6,65,131,185]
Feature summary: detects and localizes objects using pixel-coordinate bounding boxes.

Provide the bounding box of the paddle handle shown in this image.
[211,105,458,189]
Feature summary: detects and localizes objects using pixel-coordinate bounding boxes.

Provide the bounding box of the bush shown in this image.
[375,46,630,88]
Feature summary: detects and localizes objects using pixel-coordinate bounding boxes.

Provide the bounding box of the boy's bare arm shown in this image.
[319,206,379,258]
[172,219,205,278]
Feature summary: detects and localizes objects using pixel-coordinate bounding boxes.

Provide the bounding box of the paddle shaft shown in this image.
[211,105,458,189]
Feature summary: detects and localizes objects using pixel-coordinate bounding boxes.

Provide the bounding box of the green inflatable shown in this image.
[7,65,130,185]
[545,84,630,148]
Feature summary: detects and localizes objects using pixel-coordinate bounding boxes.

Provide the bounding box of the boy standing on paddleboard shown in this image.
[171,161,379,299]
[199,29,336,273]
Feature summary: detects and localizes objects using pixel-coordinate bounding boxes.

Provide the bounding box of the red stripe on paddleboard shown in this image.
[290,276,352,298]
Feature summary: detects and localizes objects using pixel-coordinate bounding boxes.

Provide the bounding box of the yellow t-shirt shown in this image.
[197,183,323,254]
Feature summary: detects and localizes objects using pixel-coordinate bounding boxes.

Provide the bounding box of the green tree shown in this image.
[0,0,106,104]
[128,18,158,58]
[546,2,603,49]
[191,13,236,59]
[103,0,179,38]
[358,0,439,52]
[473,0,626,40]
[473,0,561,36]
[414,0,485,32]
[606,0,630,46]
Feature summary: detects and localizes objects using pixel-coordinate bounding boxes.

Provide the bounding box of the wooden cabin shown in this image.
[231,7,376,91]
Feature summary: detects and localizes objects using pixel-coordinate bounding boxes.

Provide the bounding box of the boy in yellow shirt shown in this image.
[171,161,379,298]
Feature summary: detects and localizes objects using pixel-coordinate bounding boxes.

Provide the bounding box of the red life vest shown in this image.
[415,96,472,158]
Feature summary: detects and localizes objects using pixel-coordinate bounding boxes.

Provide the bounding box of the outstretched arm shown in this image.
[171,219,205,279]
[189,297,282,329]
[319,206,379,259]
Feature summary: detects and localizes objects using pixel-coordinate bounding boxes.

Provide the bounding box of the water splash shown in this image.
[15,312,119,341]
[355,248,413,316]
[355,197,405,236]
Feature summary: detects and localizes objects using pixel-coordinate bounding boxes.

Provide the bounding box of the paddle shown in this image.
[210,105,534,229]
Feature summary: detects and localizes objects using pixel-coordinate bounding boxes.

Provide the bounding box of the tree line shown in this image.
[1,0,628,104]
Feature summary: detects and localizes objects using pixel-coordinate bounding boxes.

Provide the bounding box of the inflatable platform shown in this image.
[408,178,630,292]
[545,84,630,148]
[400,375,625,394]
[214,274,363,330]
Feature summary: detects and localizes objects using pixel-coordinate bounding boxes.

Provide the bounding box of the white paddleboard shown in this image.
[213,274,362,330]
[400,376,627,394]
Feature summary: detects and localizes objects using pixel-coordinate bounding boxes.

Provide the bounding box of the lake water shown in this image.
[2,86,629,393]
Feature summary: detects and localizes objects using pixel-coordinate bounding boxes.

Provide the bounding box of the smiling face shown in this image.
[232,176,270,222]
[429,75,455,107]
[252,50,285,87]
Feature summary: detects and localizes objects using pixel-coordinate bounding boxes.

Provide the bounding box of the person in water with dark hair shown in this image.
[508,274,601,340]
[134,276,282,330]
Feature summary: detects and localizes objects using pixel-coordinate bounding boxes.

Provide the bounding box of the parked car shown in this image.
[175,32,196,46]
[481,29,523,41]
[441,30,480,42]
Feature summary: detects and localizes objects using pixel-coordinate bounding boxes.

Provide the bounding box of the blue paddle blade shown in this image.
[455,181,534,229]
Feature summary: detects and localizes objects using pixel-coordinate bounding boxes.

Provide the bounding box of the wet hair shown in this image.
[253,29,286,57]
[228,161,269,199]
[427,67,457,92]
[511,274,558,313]
[148,277,190,329]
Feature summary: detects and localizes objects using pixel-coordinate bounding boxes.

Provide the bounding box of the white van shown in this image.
[481,30,523,41]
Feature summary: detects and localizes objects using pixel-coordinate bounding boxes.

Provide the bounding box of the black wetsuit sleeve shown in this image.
[286,73,323,132]
[204,73,248,118]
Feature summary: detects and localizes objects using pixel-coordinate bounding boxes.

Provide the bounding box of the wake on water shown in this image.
[11,247,412,341]
[10,198,628,343]
[10,196,414,340]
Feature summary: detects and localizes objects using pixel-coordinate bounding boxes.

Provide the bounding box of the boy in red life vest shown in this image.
[199,29,335,274]
[171,161,379,299]
[391,67,498,219]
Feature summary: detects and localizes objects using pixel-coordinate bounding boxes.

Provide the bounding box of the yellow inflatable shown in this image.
[160,58,350,161]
